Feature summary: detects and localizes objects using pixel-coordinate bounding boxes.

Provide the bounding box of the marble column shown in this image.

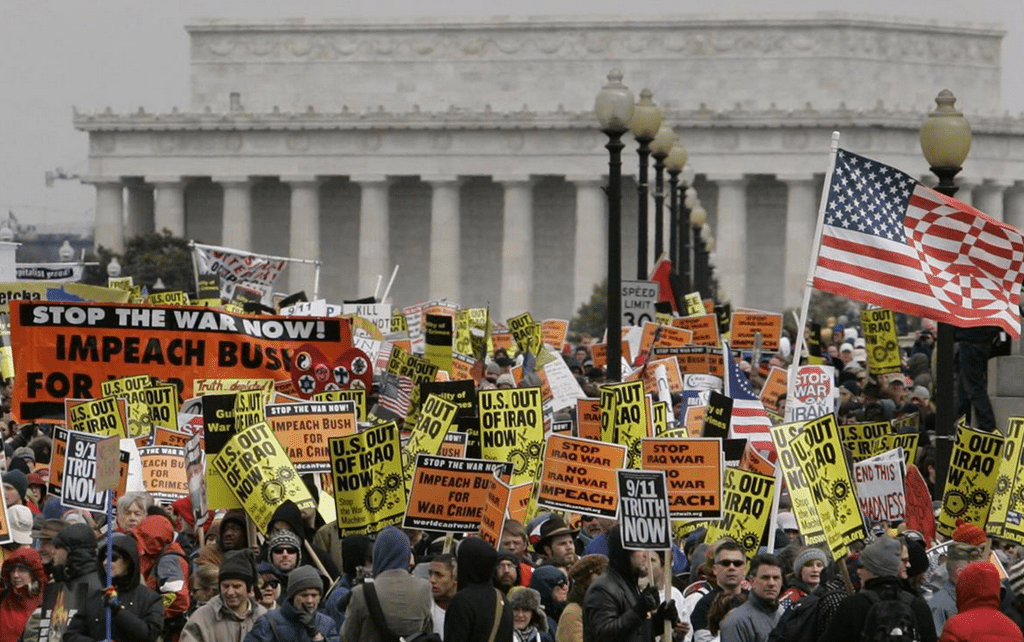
[91,179,125,254]
[973,181,1008,222]
[1005,183,1024,232]
[354,175,391,298]
[569,176,606,313]
[425,176,462,302]
[780,175,817,311]
[125,180,154,239]
[215,177,253,250]
[498,176,534,319]
[708,174,747,305]
[284,176,321,297]
[150,177,187,237]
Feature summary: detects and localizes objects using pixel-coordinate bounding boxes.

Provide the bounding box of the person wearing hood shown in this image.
[0,547,47,641]
[321,533,371,628]
[181,549,268,642]
[530,565,569,636]
[64,533,164,642]
[823,535,936,642]
[49,522,103,630]
[940,561,1023,642]
[445,537,514,642]
[264,500,339,580]
[196,509,249,570]
[341,525,433,641]
[136,512,192,640]
[583,525,675,642]
[244,566,340,642]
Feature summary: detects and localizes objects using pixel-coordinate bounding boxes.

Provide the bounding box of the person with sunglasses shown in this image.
[64,533,164,642]
[257,562,282,610]
[267,529,303,595]
[691,540,748,642]
[530,565,570,637]
[181,550,268,642]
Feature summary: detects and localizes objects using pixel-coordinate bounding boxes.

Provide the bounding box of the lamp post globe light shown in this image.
[629,89,663,280]
[919,89,972,500]
[650,124,679,262]
[595,69,635,382]
[664,144,688,293]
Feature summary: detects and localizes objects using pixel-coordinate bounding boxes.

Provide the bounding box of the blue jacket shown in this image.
[243,598,340,642]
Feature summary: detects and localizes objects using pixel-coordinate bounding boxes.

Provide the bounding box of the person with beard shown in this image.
[496,549,523,593]
[445,537,514,642]
[582,525,676,642]
[0,547,47,641]
[181,550,267,642]
[64,533,164,642]
[263,500,339,581]
[196,509,249,571]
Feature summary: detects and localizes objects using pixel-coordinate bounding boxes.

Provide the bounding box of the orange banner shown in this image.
[11,301,351,421]
[729,309,782,351]
[576,398,602,441]
[538,435,627,517]
[403,454,513,532]
[509,481,532,525]
[642,438,723,519]
[139,445,189,501]
[265,400,358,473]
[480,474,512,548]
[672,315,720,347]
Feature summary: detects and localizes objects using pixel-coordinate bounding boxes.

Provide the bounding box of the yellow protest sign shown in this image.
[402,394,459,492]
[455,307,489,359]
[600,381,650,467]
[649,398,668,437]
[537,435,627,518]
[860,308,902,375]
[479,388,545,485]
[212,422,315,531]
[839,421,892,463]
[704,468,775,557]
[0,282,130,314]
[314,388,367,422]
[147,291,190,306]
[266,400,358,473]
[507,311,541,355]
[330,421,406,536]
[424,313,454,374]
[938,425,1003,537]
[789,414,865,557]
[66,396,129,437]
[684,292,705,316]
[0,314,11,380]
[993,418,1024,541]
[769,422,827,550]
[100,375,153,438]
[233,389,265,432]
[194,378,275,396]
[642,438,723,519]
[878,433,919,470]
[142,383,179,431]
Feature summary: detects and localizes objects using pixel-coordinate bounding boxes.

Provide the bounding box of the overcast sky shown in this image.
[2,0,1019,228]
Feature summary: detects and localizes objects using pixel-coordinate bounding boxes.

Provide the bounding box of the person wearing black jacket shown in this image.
[64,533,164,642]
[445,537,514,642]
[582,525,676,642]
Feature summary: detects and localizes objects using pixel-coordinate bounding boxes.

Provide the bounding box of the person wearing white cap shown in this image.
[777,512,799,545]
[4,505,34,550]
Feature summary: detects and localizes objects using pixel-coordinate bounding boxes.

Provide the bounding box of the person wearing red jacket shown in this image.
[940,561,1023,642]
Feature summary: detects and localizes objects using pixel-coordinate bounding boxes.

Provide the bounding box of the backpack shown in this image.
[767,593,821,642]
[859,588,921,642]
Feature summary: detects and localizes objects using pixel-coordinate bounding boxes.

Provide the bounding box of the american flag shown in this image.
[376,372,413,420]
[722,340,776,460]
[813,149,1024,337]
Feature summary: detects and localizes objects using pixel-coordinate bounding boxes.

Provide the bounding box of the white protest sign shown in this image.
[616,469,672,549]
[16,262,85,282]
[788,364,836,422]
[343,302,393,336]
[541,351,586,412]
[854,448,907,527]
[621,280,659,328]
[192,243,287,302]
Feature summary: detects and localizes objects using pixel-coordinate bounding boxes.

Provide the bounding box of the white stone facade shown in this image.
[75,14,1024,322]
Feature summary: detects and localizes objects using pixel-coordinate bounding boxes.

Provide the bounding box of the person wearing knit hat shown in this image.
[952,518,988,548]
[822,535,937,642]
[340,526,433,642]
[12,446,35,467]
[246,565,339,642]
[267,529,303,577]
[780,547,830,608]
[3,469,28,506]
[181,549,267,642]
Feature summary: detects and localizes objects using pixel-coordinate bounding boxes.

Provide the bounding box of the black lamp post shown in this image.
[595,69,635,382]
[629,89,662,280]
[920,89,973,500]
[650,124,678,263]
[665,144,688,291]
[691,199,709,300]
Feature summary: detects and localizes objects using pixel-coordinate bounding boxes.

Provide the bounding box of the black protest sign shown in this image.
[61,430,128,511]
[616,469,671,549]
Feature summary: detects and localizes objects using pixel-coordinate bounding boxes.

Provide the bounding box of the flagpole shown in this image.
[787,131,841,422]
